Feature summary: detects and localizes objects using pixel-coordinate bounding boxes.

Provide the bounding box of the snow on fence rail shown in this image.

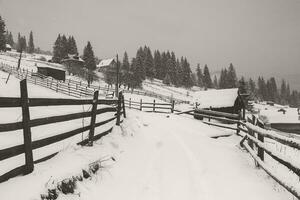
[238,115,300,199]
[0,80,126,183]
[124,98,175,113]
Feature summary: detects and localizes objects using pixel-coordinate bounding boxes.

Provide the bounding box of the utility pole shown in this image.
[115,54,119,97]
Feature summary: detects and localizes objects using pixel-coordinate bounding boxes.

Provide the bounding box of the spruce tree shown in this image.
[121,51,130,87]
[52,34,62,63]
[227,63,237,88]
[196,64,203,87]
[8,32,14,46]
[82,41,96,71]
[28,31,34,53]
[153,50,162,79]
[61,35,68,59]
[203,64,212,88]
[181,58,193,88]
[135,48,146,80]
[83,41,97,85]
[144,47,155,80]
[213,75,218,89]
[131,57,143,88]
[0,15,6,51]
[238,77,247,94]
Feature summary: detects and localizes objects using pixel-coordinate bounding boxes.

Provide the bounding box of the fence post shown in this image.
[257,120,265,162]
[129,98,131,109]
[88,90,99,146]
[247,116,254,149]
[171,100,175,113]
[20,80,34,174]
[56,82,58,92]
[153,100,156,112]
[122,93,126,118]
[116,92,122,125]
[140,99,142,111]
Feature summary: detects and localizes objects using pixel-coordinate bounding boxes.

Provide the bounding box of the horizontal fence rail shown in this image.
[0,79,126,183]
[238,115,300,199]
[124,98,175,113]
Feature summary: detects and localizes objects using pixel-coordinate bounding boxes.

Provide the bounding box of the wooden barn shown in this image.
[193,88,245,117]
[37,65,66,81]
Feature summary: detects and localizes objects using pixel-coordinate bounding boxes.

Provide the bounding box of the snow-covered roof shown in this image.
[97,58,115,68]
[193,88,239,108]
[5,44,11,49]
[37,64,66,72]
[61,54,84,63]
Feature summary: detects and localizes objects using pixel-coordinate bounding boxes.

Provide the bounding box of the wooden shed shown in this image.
[193,88,245,117]
[37,65,66,81]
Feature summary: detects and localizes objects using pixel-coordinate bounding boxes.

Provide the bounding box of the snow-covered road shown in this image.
[69,110,290,200]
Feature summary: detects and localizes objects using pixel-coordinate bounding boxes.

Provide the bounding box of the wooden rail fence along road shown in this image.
[124,98,175,113]
[0,79,126,183]
[178,108,300,199]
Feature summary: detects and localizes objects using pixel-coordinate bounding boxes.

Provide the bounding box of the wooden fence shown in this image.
[0,79,126,183]
[238,116,300,199]
[0,62,190,104]
[124,98,175,113]
[180,108,300,199]
[0,63,114,98]
[122,89,190,104]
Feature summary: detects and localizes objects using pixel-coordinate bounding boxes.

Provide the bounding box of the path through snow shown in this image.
[64,110,290,200]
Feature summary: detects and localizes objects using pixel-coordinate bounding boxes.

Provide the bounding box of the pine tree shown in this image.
[121,51,130,87]
[153,50,162,79]
[163,73,171,85]
[8,32,14,46]
[28,31,34,53]
[213,75,218,89]
[52,34,62,63]
[196,64,203,87]
[181,57,193,88]
[67,36,78,55]
[144,47,155,80]
[227,63,237,88]
[0,15,6,51]
[61,35,68,59]
[82,41,97,85]
[257,77,267,100]
[130,58,143,88]
[238,76,247,94]
[175,58,183,86]
[160,52,168,80]
[135,48,146,80]
[82,41,96,71]
[203,64,212,88]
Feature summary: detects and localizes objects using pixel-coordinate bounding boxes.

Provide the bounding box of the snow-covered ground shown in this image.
[253,102,299,124]
[0,109,293,200]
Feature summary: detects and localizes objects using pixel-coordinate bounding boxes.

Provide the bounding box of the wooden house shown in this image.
[193,88,245,118]
[96,58,116,72]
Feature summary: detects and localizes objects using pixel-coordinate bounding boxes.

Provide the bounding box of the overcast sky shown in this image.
[0,0,300,87]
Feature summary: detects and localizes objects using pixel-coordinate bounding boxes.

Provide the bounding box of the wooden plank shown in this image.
[193,112,240,124]
[0,97,21,107]
[20,80,34,174]
[122,93,126,118]
[78,127,113,146]
[0,144,24,161]
[195,108,240,120]
[116,92,122,126]
[203,121,238,131]
[29,98,92,106]
[31,125,91,150]
[88,91,99,146]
